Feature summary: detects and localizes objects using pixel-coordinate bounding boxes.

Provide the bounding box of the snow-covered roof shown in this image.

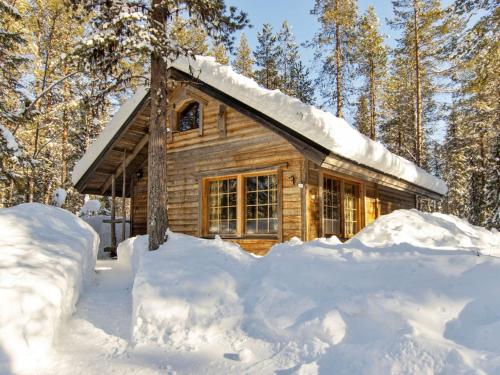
[72,56,447,195]
[71,86,148,185]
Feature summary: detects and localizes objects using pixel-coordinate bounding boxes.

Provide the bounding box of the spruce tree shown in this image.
[353,95,370,138]
[354,6,387,140]
[310,0,358,118]
[276,21,300,95]
[71,0,248,250]
[233,33,253,77]
[253,23,281,89]
[289,61,315,105]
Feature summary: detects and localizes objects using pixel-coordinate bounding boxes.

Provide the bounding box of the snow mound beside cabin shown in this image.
[120,210,500,374]
[0,203,99,374]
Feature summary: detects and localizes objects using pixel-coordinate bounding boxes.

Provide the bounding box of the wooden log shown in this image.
[110,174,117,256]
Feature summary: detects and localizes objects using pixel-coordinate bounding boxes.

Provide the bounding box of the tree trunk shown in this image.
[369,60,376,140]
[147,0,169,251]
[334,0,343,118]
[413,0,423,167]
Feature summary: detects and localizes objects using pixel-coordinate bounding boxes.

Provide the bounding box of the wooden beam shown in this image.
[121,150,126,243]
[110,174,117,257]
[100,134,149,195]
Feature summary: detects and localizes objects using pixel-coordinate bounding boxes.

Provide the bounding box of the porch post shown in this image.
[122,150,127,242]
[111,174,117,257]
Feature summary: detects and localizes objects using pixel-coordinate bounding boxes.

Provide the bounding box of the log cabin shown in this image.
[72,56,447,255]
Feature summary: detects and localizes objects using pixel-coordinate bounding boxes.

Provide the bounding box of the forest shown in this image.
[0,0,498,230]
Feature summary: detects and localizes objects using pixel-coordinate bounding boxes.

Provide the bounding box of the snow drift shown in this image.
[0,203,99,374]
[119,209,500,374]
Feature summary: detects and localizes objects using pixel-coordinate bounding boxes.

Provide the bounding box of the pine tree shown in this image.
[71,0,248,250]
[354,6,387,140]
[289,61,315,105]
[442,104,469,217]
[253,23,281,90]
[276,21,300,95]
[353,95,370,138]
[210,43,230,65]
[389,0,453,168]
[310,0,358,118]
[233,33,253,78]
[171,16,209,55]
[449,0,499,227]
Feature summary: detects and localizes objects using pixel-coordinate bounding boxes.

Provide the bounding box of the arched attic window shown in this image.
[177,101,200,132]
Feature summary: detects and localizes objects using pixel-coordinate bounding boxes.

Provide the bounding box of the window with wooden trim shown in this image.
[177,102,200,132]
[204,172,279,237]
[343,182,359,237]
[207,178,237,235]
[322,175,360,238]
[245,175,278,234]
[323,176,341,236]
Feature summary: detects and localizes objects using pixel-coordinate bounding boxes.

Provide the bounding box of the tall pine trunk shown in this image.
[147,0,169,250]
[413,0,423,166]
[334,0,343,118]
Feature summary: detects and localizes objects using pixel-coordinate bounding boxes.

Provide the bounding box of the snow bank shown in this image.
[123,233,255,350]
[0,203,99,374]
[122,210,500,374]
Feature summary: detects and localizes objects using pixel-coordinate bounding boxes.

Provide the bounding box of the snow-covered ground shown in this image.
[2,207,500,374]
[0,203,98,374]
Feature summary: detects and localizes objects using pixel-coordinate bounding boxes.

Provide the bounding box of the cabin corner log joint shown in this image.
[72,58,446,255]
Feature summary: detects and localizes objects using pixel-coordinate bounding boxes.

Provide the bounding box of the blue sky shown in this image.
[226,0,453,137]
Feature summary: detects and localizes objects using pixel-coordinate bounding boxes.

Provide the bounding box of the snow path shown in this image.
[40,260,168,375]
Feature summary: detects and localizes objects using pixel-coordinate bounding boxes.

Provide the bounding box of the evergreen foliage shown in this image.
[253,23,281,89]
[233,33,253,78]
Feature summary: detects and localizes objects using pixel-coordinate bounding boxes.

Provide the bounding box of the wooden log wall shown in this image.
[131,85,305,254]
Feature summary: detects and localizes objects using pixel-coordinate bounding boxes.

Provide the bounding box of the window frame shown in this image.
[175,100,202,133]
[202,170,281,239]
[320,172,363,239]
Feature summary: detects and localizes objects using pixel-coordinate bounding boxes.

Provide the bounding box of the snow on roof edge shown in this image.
[72,56,447,196]
[171,56,447,196]
[71,86,149,186]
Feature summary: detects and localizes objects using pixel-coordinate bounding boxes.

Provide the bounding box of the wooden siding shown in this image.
[131,85,305,254]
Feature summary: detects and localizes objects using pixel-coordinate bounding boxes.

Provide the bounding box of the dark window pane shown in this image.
[258,175,268,190]
[247,205,256,219]
[228,193,237,206]
[221,179,228,192]
[221,194,228,206]
[228,206,236,220]
[221,207,228,220]
[178,102,200,132]
[246,177,257,191]
[258,205,267,218]
[228,179,237,192]
[247,192,256,205]
[258,191,268,205]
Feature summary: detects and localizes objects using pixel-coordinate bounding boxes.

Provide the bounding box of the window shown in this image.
[322,175,360,238]
[177,102,200,132]
[344,183,359,237]
[207,178,237,235]
[204,172,279,237]
[245,175,278,234]
[323,177,341,235]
